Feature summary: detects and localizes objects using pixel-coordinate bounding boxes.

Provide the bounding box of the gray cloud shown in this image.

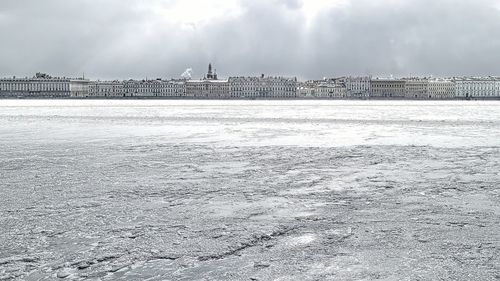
[0,0,499,80]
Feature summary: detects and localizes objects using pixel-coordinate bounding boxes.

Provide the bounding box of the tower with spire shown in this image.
[206,63,218,80]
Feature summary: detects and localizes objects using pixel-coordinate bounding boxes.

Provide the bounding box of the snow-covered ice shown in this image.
[0,100,499,280]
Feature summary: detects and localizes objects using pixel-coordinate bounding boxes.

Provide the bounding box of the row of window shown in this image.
[0,92,69,97]
[123,85,184,88]
[232,88,295,91]
[0,83,69,91]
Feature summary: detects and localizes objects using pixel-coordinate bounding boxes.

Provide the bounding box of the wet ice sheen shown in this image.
[0,100,499,147]
[0,100,499,280]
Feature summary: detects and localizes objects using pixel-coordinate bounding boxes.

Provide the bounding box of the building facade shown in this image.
[122,79,186,98]
[186,80,230,98]
[70,79,91,97]
[404,79,429,99]
[370,79,406,98]
[228,75,298,99]
[0,73,88,98]
[184,64,230,98]
[88,81,124,97]
[345,76,371,98]
[428,79,455,99]
[454,78,500,99]
[310,82,346,98]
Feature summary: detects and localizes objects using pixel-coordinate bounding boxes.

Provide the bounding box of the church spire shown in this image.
[207,63,215,80]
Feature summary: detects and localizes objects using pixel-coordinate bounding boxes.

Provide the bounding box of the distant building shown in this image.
[454,77,500,99]
[310,81,346,98]
[297,86,313,98]
[164,79,187,97]
[404,78,429,99]
[186,79,230,98]
[370,78,406,98]
[185,64,230,98]
[345,76,371,98]
[228,75,298,99]
[88,80,124,98]
[428,79,455,99]
[316,83,346,98]
[70,79,90,97]
[0,73,88,98]
[123,79,186,98]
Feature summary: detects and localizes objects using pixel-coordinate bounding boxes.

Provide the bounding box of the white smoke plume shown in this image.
[181,68,193,79]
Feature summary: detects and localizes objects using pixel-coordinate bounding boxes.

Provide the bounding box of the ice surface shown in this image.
[0,100,499,280]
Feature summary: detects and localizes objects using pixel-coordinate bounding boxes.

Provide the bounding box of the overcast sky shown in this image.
[1,0,500,80]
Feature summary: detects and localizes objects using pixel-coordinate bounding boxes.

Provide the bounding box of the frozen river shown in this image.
[0,100,499,280]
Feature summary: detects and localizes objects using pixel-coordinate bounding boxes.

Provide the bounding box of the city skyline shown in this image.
[1,0,500,80]
[2,65,500,100]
